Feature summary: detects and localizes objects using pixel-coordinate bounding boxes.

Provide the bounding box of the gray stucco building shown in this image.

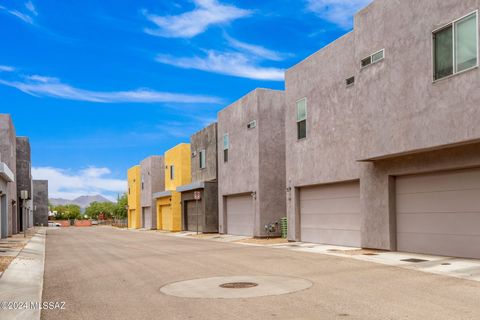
[16,137,32,233]
[0,154,15,239]
[218,89,286,237]
[286,0,480,259]
[0,114,17,236]
[177,123,218,233]
[140,156,164,229]
[33,180,48,226]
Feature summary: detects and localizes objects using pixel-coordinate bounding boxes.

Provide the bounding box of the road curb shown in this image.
[0,228,46,320]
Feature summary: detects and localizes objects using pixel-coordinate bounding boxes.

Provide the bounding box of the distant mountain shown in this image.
[50,195,112,209]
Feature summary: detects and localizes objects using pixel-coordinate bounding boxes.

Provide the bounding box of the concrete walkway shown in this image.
[122,227,480,282]
[269,242,480,282]
[0,228,46,320]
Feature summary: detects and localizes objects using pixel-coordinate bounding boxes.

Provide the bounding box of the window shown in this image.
[223,134,229,162]
[434,12,478,80]
[199,149,206,169]
[170,165,174,180]
[346,76,355,87]
[141,174,144,190]
[361,49,385,68]
[296,98,307,140]
[247,120,256,129]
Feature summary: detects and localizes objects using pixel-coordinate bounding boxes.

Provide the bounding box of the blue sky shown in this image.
[0,0,371,200]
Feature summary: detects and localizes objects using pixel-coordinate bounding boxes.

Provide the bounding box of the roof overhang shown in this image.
[357,139,480,162]
[153,190,172,199]
[176,181,205,193]
[0,162,15,182]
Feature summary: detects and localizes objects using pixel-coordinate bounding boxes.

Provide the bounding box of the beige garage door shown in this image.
[396,168,480,259]
[300,181,360,247]
[226,194,254,236]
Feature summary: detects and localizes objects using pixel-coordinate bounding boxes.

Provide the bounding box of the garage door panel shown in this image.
[397,169,480,194]
[300,181,360,247]
[397,232,480,258]
[397,212,480,236]
[397,189,480,213]
[396,168,480,259]
[301,183,358,200]
[301,228,360,247]
[301,213,360,230]
[226,195,253,236]
[301,197,359,215]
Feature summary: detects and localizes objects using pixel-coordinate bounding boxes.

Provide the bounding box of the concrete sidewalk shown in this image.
[271,242,480,282]
[121,226,480,282]
[0,228,46,320]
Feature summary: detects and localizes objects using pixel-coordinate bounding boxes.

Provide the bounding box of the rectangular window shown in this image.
[199,149,206,169]
[223,134,229,162]
[434,12,478,80]
[170,165,174,180]
[296,98,307,140]
[361,49,384,68]
[141,174,144,190]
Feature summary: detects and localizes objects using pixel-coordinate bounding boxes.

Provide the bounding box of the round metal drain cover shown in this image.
[160,276,312,299]
[220,282,258,289]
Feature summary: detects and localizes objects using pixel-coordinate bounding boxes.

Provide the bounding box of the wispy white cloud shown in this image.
[32,166,126,201]
[0,70,222,104]
[306,0,372,29]
[157,51,284,81]
[0,2,36,25]
[143,0,251,38]
[25,1,38,16]
[224,34,291,61]
[0,65,15,72]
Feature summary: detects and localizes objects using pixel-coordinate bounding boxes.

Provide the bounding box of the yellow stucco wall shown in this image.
[156,143,191,231]
[127,165,141,229]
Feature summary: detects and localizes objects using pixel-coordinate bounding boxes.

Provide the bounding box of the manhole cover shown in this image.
[401,258,429,263]
[220,282,258,289]
[160,276,312,299]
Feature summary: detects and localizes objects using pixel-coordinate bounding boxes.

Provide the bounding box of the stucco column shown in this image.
[286,183,300,241]
[360,162,396,250]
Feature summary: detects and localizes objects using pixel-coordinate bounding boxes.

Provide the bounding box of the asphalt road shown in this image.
[42,227,480,320]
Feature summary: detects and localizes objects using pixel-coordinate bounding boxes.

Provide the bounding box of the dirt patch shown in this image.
[0,256,15,272]
[0,242,26,249]
[235,238,289,245]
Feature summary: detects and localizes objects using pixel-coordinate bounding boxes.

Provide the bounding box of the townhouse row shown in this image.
[128,0,480,259]
[0,114,49,239]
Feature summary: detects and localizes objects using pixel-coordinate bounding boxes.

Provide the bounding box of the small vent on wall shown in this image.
[346,76,355,87]
[192,151,197,157]
[247,120,257,129]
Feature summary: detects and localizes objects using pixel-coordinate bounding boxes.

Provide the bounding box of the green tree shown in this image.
[113,193,128,219]
[85,201,115,219]
[50,204,81,220]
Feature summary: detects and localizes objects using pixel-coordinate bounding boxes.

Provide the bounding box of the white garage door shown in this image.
[300,181,360,247]
[226,194,254,236]
[396,168,480,259]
